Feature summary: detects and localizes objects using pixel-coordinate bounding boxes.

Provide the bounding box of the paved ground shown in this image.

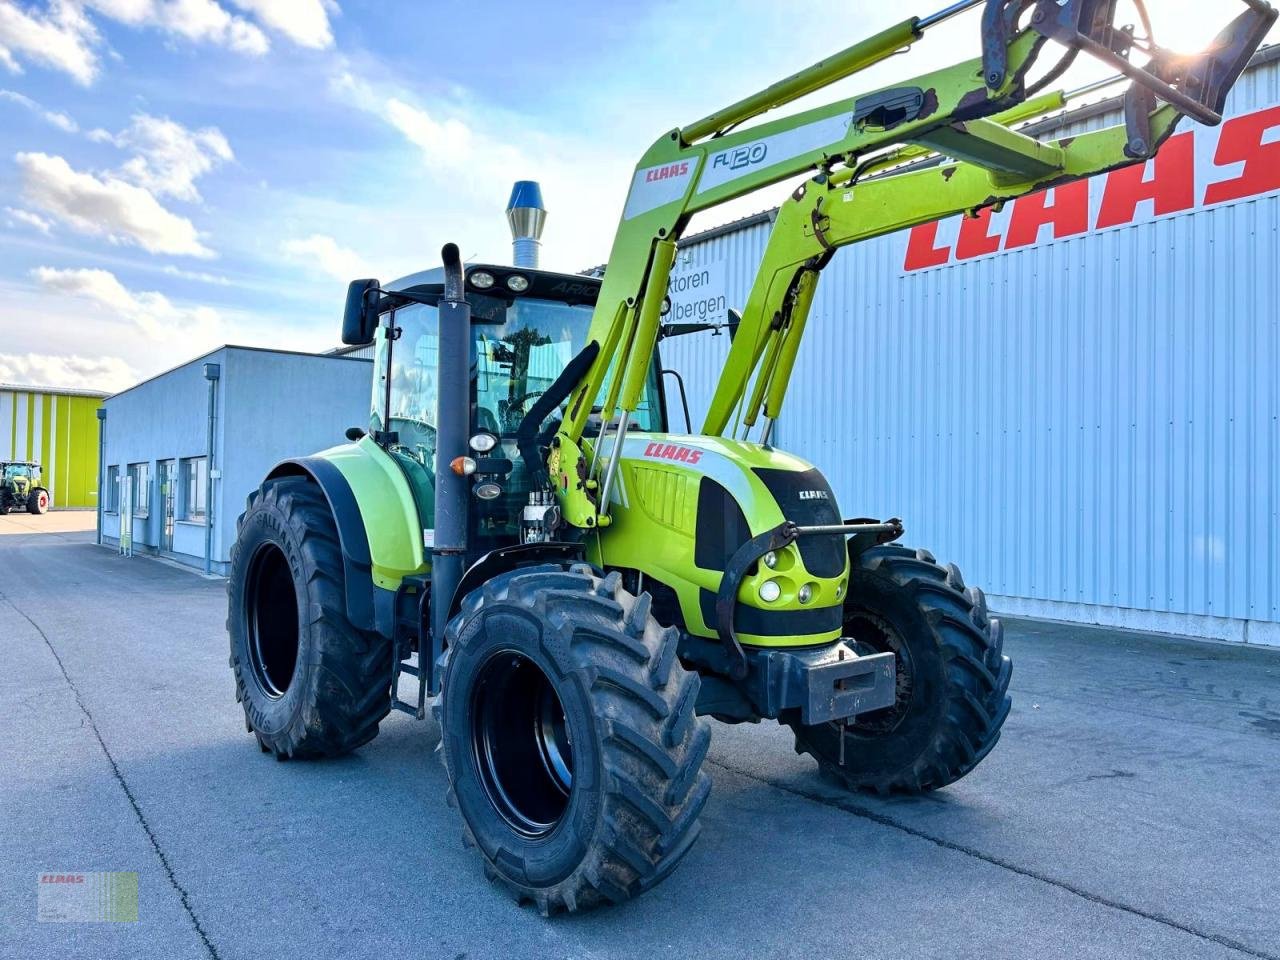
[0,509,97,537]
[3,523,1279,960]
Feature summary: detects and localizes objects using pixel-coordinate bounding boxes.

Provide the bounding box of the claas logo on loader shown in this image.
[645,161,689,183]
[903,104,1280,273]
[643,442,703,465]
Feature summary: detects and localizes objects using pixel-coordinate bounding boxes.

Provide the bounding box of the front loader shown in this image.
[226,0,1274,913]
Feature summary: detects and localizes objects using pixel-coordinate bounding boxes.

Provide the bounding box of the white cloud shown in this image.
[0,1,100,86]
[0,88,78,131]
[230,0,335,49]
[107,113,234,202]
[83,0,268,54]
[0,351,135,392]
[0,0,350,83]
[32,265,221,341]
[17,151,215,257]
[333,70,630,271]
[282,232,371,281]
[162,264,231,285]
[5,206,54,234]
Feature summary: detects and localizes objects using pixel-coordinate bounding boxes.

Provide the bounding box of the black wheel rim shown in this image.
[244,542,300,699]
[843,609,915,735]
[470,650,574,840]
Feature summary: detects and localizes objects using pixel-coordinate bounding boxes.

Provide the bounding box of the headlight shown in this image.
[758,579,781,603]
[470,271,495,289]
[506,274,530,292]
[469,432,497,453]
[475,482,502,500]
[798,582,816,604]
[763,551,778,569]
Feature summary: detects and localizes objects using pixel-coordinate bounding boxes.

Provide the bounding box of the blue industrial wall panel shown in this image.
[660,56,1280,641]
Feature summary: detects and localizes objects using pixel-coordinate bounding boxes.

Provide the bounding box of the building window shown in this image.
[105,465,119,512]
[128,462,150,518]
[181,457,208,520]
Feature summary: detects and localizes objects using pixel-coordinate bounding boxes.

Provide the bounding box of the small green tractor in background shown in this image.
[226,0,1273,913]
[0,461,50,515]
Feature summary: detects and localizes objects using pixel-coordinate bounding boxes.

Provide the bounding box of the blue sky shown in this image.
[0,0,1234,391]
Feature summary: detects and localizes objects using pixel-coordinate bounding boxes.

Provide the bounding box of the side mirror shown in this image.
[342,278,381,345]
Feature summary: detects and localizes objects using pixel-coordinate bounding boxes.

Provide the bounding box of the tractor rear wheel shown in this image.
[786,545,1011,794]
[435,563,710,914]
[27,488,49,514]
[227,477,392,759]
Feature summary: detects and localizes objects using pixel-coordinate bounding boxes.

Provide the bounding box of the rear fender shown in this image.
[266,438,427,637]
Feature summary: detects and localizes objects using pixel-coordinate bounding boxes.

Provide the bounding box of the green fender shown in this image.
[266,436,426,637]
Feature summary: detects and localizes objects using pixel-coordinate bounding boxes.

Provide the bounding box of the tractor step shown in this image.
[390,698,423,718]
[389,651,428,720]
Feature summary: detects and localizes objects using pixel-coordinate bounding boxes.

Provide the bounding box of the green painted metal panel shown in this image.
[25,393,34,460]
[0,391,102,508]
[317,436,426,589]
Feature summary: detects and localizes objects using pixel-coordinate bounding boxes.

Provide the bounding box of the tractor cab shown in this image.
[345,263,668,558]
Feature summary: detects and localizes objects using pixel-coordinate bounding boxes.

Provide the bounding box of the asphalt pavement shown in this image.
[3,516,1279,960]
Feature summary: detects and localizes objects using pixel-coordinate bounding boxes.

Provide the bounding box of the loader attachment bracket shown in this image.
[987,0,1279,126]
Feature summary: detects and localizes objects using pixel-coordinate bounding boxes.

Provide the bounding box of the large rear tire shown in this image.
[786,545,1011,794]
[435,563,711,914]
[227,477,392,758]
[27,488,49,514]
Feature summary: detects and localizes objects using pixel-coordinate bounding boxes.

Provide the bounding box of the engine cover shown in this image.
[589,433,849,648]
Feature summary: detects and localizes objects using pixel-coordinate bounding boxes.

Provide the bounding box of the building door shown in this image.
[160,460,177,552]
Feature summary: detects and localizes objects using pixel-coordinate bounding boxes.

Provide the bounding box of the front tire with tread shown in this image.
[435,563,711,915]
[786,544,1011,794]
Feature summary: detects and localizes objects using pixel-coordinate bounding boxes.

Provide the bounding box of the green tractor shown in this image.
[227,0,1273,913]
[0,461,51,515]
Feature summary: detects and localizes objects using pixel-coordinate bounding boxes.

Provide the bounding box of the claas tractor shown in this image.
[227,0,1274,913]
[1,461,50,515]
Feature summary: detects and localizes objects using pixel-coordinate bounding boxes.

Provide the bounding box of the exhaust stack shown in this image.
[506,180,546,269]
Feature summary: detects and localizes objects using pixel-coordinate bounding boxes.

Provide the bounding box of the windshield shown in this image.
[376,293,665,545]
[3,464,32,479]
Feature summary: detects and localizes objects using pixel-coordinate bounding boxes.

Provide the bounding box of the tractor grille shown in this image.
[694,477,752,572]
[753,467,846,578]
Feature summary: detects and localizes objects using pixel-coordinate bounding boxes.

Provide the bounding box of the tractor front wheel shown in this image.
[27,488,49,514]
[786,545,1011,794]
[227,477,392,759]
[435,564,711,914]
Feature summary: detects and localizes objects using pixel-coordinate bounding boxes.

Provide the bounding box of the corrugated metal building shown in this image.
[0,383,106,508]
[660,49,1280,646]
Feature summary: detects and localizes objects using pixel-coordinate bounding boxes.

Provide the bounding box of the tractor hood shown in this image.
[592,432,849,645]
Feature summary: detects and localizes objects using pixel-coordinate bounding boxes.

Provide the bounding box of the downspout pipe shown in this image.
[95,407,106,546]
[203,362,221,576]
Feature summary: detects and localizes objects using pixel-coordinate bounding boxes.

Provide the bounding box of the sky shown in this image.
[0,0,1251,393]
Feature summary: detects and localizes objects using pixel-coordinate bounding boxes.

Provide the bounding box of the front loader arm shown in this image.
[702,0,1277,438]
[552,0,1276,530]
